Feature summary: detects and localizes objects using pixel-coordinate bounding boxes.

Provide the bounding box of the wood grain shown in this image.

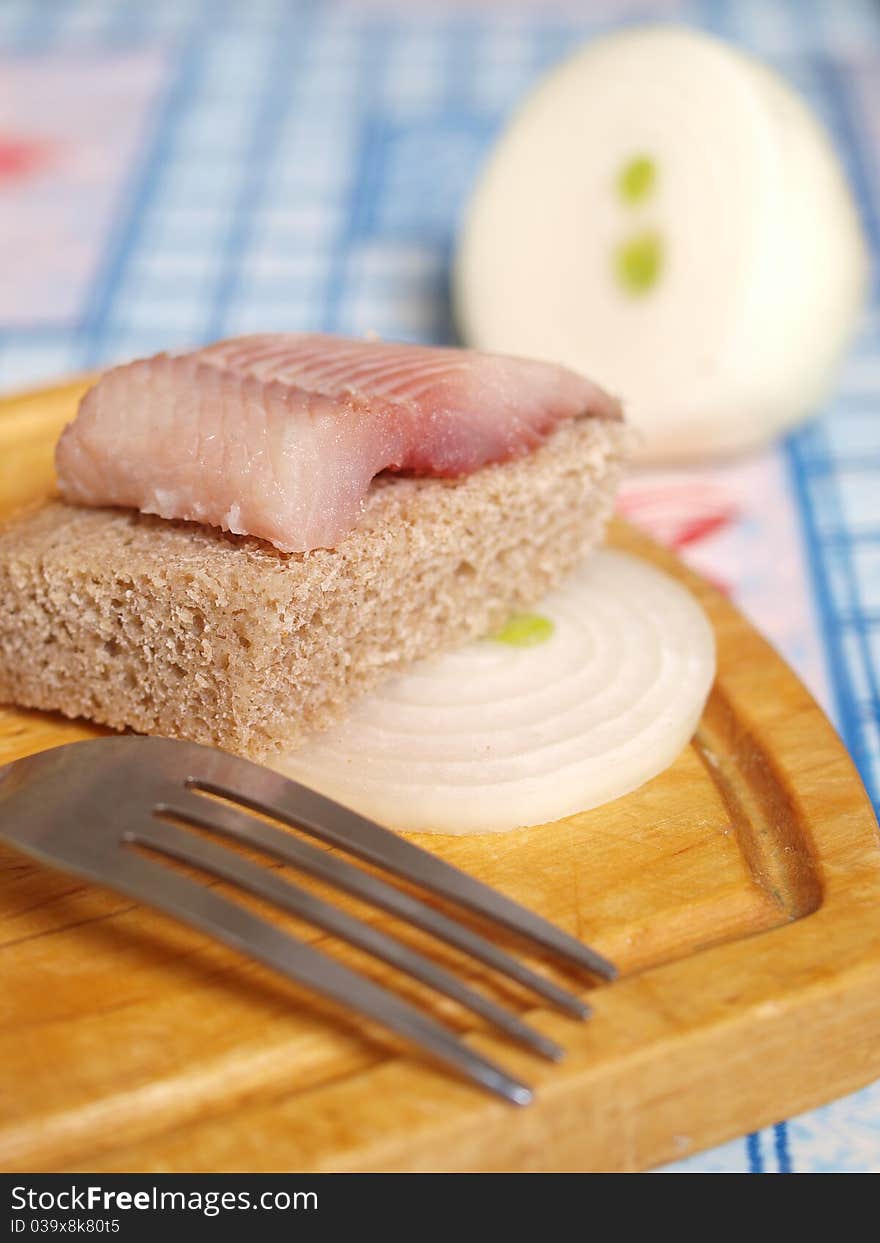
[1,378,879,1173]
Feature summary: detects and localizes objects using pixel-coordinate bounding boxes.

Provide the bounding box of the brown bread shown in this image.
[0,417,627,759]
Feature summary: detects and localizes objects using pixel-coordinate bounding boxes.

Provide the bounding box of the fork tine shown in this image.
[188,754,616,980]
[161,790,589,1019]
[14,836,533,1105]
[136,816,563,1061]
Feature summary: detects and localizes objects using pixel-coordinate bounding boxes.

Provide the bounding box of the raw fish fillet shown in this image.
[56,333,621,552]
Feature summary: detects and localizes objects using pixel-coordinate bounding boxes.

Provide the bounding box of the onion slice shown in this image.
[273,551,716,834]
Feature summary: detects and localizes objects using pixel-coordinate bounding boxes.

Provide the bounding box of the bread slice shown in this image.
[0,417,627,760]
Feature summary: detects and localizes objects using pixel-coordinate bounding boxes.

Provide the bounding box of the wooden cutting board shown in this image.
[2,378,880,1174]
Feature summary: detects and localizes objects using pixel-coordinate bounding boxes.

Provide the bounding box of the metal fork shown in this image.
[0,736,615,1105]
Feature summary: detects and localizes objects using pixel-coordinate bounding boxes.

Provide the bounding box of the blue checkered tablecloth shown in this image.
[1,0,879,1173]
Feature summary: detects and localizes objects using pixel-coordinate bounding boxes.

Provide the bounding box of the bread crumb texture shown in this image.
[0,419,628,759]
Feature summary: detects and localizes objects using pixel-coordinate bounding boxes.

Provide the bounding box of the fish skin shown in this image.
[56,333,621,552]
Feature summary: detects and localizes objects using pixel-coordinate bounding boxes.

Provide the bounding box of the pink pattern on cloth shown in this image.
[618,484,738,595]
[0,52,167,325]
[0,133,54,181]
[618,448,831,711]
